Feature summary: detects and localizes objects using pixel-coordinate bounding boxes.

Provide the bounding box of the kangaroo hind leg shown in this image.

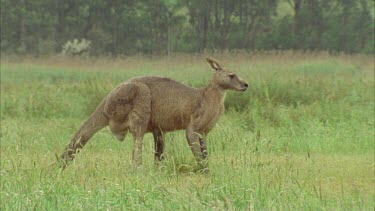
[153,130,165,162]
[105,82,151,166]
[104,82,140,142]
[108,120,128,141]
[128,83,151,167]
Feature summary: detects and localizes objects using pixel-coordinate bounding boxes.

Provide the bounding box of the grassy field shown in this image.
[1,52,374,210]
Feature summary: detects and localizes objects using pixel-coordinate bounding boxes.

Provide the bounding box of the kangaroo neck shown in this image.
[204,81,227,105]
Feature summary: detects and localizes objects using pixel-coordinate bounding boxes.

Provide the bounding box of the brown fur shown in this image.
[59,57,248,171]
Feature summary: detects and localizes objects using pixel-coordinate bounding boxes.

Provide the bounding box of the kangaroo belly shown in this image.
[127,76,204,132]
[148,107,192,132]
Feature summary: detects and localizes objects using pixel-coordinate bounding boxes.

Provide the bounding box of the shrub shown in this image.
[61,39,91,56]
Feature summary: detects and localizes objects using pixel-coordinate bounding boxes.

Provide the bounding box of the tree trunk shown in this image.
[201,10,208,52]
[293,0,303,48]
[19,0,26,52]
[55,0,75,52]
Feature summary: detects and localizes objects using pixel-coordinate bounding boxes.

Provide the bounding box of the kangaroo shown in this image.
[58,57,248,171]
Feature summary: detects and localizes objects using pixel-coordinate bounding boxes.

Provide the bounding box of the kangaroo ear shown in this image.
[206,57,222,71]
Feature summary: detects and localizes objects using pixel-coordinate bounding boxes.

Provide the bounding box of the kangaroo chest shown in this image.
[198,99,225,133]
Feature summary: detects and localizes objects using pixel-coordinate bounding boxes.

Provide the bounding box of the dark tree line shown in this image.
[1,0,373,56]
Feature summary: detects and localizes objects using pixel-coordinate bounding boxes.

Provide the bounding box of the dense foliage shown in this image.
[1,0,374,55]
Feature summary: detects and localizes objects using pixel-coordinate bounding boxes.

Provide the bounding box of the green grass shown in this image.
[1,53,374,210]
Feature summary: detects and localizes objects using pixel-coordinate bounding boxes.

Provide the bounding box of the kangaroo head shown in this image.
[206,57,248,91]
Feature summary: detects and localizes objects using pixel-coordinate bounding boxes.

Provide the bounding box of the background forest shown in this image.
[1,0,374,56]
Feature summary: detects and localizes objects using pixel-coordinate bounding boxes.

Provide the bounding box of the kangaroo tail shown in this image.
[58,99,109,169]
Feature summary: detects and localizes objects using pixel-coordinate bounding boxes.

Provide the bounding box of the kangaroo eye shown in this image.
[228,73,235,78]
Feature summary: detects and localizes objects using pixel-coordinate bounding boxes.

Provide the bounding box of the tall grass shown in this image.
[1,52,374,210]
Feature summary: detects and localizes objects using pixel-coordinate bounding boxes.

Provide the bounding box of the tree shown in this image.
[0,0,373,55]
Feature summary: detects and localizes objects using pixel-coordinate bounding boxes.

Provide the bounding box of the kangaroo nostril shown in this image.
[244,83,249,87]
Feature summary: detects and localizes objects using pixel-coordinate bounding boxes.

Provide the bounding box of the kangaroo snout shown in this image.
[237,77,248,91]
[242,82,249,91]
